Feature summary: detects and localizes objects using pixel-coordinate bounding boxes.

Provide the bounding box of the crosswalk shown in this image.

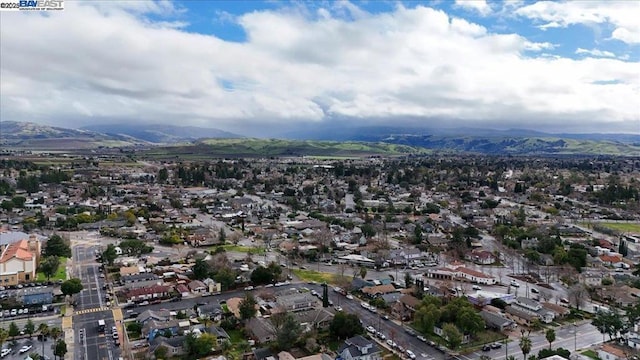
[75,306,110,315]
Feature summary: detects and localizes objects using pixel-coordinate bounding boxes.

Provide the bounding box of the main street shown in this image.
[70,237,122,360]
[456,321,603,360]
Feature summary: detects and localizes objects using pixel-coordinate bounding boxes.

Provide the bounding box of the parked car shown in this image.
[472,285,482,290]
[531,288,539,293]
[482,345,491,352]
[0,348,10,357]
[510,280,520,287]
[19,345,32,354]
[491,342,502,349]
[406,350,416,359]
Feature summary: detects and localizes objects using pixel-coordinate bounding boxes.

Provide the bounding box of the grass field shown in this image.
[209,244,266,254]
[36,257,67,281]
[292,269,339,284]
[598,222,640,233]
[581,349,599,360]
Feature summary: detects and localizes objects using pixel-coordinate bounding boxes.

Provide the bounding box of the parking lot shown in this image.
[0,337,56,360]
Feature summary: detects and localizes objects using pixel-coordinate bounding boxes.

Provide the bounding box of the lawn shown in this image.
[226,329,245,343]
[210,244,265,255]
[598,222,640,234]
[292,269,338,284]
[36,257,67,281]
[581,349,599,360]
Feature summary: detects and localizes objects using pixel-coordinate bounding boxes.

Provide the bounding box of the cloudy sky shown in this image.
[1,0,639,136]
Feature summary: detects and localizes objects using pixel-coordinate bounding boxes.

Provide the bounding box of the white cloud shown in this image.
[454,0,492,16]
[515,1,640,44]
[576,48,616,58]
[0,1,638,134]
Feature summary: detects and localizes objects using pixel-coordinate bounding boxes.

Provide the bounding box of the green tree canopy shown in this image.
[54,339,68,359]
[238,293,257,320]
[442,323,462,349]
[43,235,71,258]
[39,256,61,281]
[61,278,83,297]
[329,312,364,340]
[101,244,118,266]
[8,322,20,337]
[272,312,302,351]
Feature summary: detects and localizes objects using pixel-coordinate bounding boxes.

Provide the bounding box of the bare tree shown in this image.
[568,283,587,311]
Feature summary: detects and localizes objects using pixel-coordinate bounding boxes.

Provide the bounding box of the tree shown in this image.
[61,278,84,297]
[359,267,367,279]
[545,328,556,349]
[238,293,257,320]
[455,308,484,335]
[361,223,376,238]
[442,323,462,349]
[329,312,364,340]
[519,336,532,360]
[118,239,153,256]
[567,284,587,311]
[154,345,168,359]
[192,259,211,280]
[39,256,60,281]
[43,235,71,258]
[184,332,216,357]
[24,319,35,338]
[250,265,276,285]
[593,311,625,340]
[632,263,640,277]
[0,328,8,351]
[49,327,62,341]
[8,322,19,337]
[272,312,301,351]
[0,200,13,211]
[101,244,118,266]
[37,323,49,355]
[53,339,67,360]
[219,227,226,244]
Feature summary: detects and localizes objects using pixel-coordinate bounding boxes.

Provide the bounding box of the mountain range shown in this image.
[1,120,639,156]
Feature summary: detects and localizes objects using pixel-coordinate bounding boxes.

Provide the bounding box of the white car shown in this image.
[361,302,369,309]
[406,350,416,359]
[346,294,354,300]
[19,345,33,354]
[510,280,520,287]
[472,285,482,290]
[244,286,254,291]
[0,348,10,357]
[366,326,376,333]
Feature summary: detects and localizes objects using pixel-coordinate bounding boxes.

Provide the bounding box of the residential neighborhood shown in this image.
[0,153,638,360]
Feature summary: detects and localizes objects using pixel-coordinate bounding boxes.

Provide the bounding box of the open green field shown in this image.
[597,222,640,233]
[209,244,266,255]
[292,269,339,284]
[37,257,67,281]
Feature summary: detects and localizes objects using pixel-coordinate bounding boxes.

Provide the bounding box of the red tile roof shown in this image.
[0,240,34,263]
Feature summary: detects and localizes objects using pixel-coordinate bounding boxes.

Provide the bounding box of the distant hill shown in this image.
[281,125,640,156]
[142,138,426,159]
[0,121,144,149]
[81,123,242,143]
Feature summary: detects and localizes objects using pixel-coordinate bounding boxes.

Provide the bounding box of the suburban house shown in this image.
[480,310,515,332]
[337,335,382,360]
[0,236,40,285]
[126,285,171,302]
[275,292,318,313]
[294,308,334,331]
[392,294,421,320]
[187,280,207,294]
[246,317,276,344]
[596,344,627,360]
[121,273,161,290]
[148,335,186,357]
[465,250,497,265]
[361,284,397,297]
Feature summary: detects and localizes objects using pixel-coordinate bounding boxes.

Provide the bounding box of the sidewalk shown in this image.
[62,304,74,360]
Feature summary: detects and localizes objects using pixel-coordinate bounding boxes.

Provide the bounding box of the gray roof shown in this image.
[480,310,514,328]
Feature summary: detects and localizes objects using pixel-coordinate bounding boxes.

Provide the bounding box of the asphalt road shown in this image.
[72,244,121,360]
[456,321,603,360]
